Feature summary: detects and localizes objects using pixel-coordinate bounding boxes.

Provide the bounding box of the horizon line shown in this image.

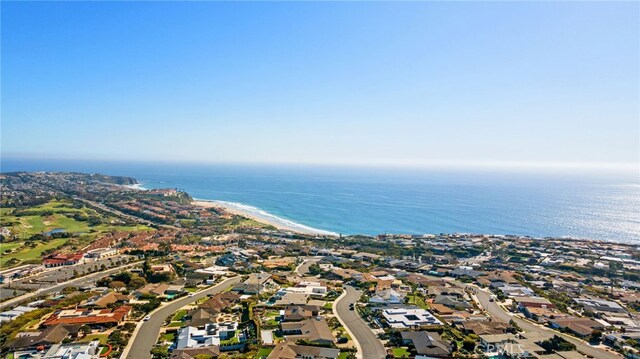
[2,153,639,173]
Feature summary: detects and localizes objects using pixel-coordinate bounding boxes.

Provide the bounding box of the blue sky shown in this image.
[2,1,638,170]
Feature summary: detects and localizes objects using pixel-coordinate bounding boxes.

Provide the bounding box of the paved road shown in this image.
[334,285,386,359]
[0,261,142,310]
[123,276,242,359]
[474,288,621,359]
[295,257,320,276]
[76,198,179,230]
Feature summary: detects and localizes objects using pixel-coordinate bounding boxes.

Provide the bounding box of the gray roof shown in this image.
[401,331,452,356]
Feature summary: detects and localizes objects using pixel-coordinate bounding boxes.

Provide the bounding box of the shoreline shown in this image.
[193,199,338,236]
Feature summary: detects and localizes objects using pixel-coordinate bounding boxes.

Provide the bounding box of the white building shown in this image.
[42,340,100,359]
[84,248,118,259]
[176,322,242,349]
[0,306,37,323]
[382,308,442,329]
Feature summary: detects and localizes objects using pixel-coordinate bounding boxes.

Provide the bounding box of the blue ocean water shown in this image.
[1,158,639,243]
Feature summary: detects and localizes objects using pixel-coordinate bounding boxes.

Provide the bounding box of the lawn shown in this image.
[185,287,198,293]
[0,241,24,252]
[0,238,68,267]
[407,294,429,309]
[161,332,175,343]
[0,199,153,268]
[78,334,109,345]
[220,330,242,346]
[0,207,14,216]
[392,347,411,358]
[172,309,188,322]
[168,322,183,328]
[2,199,153,240]
[254,348,273,359]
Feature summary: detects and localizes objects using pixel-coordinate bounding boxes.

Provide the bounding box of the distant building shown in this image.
[574,298,626,314]
[43,253,84,268]
[84,247,118,259]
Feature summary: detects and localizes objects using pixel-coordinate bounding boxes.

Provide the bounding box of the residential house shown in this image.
[176,322,243,349]
[381,308,442,329]
[41,340,101,359]
[281,318,334,345]
[232,273,273,294]
[549,317,604,338]
[369,288,405,305]
[42,306,131,328]
[401,331,453,357]
[268,342,340,359]
[574,298,626,315]
[170,346,221,359]
[282,305,321,322]
[7,324,79,351]
[82,292,130,309]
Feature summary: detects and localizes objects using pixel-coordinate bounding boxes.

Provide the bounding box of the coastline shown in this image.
[193,199,338,236]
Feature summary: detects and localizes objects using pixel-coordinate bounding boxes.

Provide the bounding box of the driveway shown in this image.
[334,285,386,359]
[294,257,320,276]
[123,276,242,359]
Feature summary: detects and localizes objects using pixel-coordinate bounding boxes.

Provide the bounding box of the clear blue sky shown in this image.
[2,1,639,170]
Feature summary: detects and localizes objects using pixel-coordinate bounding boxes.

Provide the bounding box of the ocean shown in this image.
[1,158,639,244]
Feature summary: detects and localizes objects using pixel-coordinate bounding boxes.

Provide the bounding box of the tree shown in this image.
[110,281,126,290]
[108,330,128,348]
[112,272,132,284]
[193,355,214,359]
[61,286,78,294]
[308,263,323,275]
[539,335,576,353]
[462,338,476,351]
[128,275,147,289]
[79,325,92,336]
[589,330,603,344]
[150,346,169,359]
[122,322,137,332]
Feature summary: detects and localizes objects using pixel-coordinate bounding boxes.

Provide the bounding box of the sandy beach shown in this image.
[192,199,336,236]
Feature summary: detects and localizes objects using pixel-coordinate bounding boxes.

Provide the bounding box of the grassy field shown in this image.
[78,333,109,345]
[0,241,24,252]
[392,347,411,358]
[0,199,152,268]
[1,199,151,239]
[407,294,429,309]
[254,348,273,359]
[172,309,188,322]
[160,332,175,342]
[0,238,68,267]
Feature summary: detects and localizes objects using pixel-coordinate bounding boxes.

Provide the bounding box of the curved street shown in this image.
[123,276,242,359]
[334,285,386,359]
[474,287,621,359]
